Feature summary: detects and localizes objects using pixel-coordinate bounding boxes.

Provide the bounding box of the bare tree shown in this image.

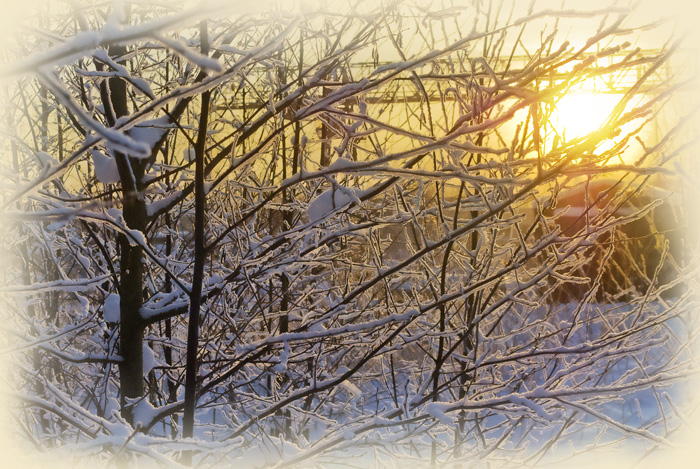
[1,1,698,467]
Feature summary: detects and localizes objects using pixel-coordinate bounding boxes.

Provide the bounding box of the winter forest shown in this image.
[1,0,699,467]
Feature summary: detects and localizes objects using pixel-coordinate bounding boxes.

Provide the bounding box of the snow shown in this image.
[272,341,290,373]
[217,45,248,55]
[91,150,120,184]
[38,70,151,159]
[146,191,183,216]
[8,31,100,74]
[326,156,361,172]
[508,393,561,421]
[127,117,170,148]
[140,299,190,322]
[91,49,155,99]
[7,4,223,78]
[183,148,196,162]
[306,184,365,223]
[104,397,121,419]
[132,398,158,430]
[125,227,148,247]
[100,6,127,44]
[154,34,223,73]
[297,78,370,118]
[1,274,111,294]
[107,207,123,221]
[371,62,407,75]
[35,151,58,167]
[103,293,120,323]
[425,402,455,425]
[338,380,362,402]
[143,343,157,375]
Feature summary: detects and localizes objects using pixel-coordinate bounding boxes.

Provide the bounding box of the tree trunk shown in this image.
[105,41,148,426]
[182,20,211,465]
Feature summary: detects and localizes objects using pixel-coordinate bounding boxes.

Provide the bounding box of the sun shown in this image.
[551,90,621,142]
[548,89,650,165]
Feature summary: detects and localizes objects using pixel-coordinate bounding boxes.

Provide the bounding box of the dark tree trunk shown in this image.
[104,41,148,425]
[182,20,211,465]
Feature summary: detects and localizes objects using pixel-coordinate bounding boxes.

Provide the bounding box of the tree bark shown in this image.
[105,41,148,426]
[182,20,211,464]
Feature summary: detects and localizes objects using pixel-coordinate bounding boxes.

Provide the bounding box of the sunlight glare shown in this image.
[552,91,621,141]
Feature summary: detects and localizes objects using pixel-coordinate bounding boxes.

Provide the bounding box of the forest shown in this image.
[0,0,698,467]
